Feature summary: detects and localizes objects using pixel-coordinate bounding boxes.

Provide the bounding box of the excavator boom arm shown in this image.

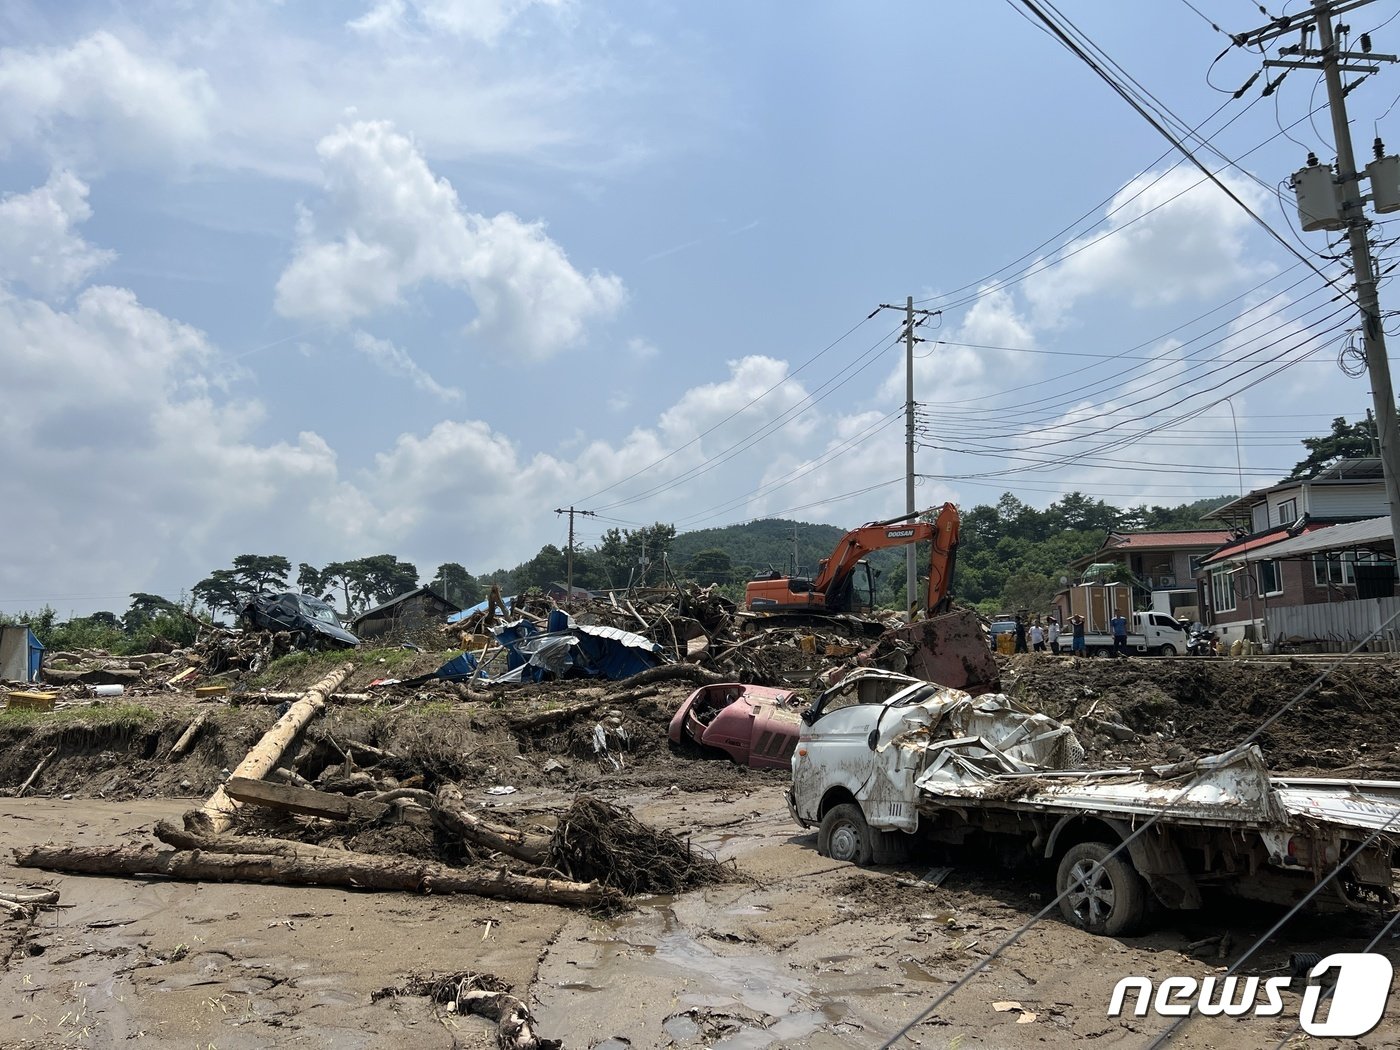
[811,503,960,613]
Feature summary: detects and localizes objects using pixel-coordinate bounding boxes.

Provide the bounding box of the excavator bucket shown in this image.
[885,607,999,695]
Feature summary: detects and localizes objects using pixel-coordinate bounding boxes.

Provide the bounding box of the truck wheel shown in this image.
[818,803,874,865]
[1056,841,1146,936]
[1159,644,1177,657]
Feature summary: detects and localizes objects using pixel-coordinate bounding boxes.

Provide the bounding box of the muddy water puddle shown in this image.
[535,902,877,1048]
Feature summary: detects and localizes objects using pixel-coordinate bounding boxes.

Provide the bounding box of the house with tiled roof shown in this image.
[1194,459,1393,645]
[1065,529,1233,622]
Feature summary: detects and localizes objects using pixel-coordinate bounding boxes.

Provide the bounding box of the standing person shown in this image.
[1047,617,1061,655]
[1071,614,1086,656]
[1029,620,1045,652]
[1110,611,1129,657]
[1014,614,1028,654]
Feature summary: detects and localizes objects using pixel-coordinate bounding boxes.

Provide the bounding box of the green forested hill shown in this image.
[669,518,848,581]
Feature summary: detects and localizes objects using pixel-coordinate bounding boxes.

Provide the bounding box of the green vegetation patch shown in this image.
[0,702,159,729]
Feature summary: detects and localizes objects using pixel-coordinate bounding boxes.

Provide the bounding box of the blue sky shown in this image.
[1,0,1396,616]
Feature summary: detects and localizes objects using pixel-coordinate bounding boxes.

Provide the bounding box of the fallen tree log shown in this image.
[505,686,659,730]
[153,821,360,862]
[167,711,209,759]
[222,776,431,827]
[433,784,549,864]
[185,663,354,835]
[17,747,58,799]
[237,691,374,705]
[14,844,620,907]
[607,663,723,690]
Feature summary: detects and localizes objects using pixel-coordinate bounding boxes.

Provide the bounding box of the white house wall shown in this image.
[1306,484,1389,521]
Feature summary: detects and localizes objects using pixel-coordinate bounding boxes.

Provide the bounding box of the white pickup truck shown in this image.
[1074,610,1187,656]
[788,669,1400,935]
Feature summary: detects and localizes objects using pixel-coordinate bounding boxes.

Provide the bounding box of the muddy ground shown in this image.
[2,653,1400,1048]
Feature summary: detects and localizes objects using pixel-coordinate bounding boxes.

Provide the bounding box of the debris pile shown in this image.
[376,970,560,1050]
[14,665,737,917]
[547,795,733,895]
[442,584,995,691]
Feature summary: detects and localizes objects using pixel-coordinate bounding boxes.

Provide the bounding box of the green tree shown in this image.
[296,562,326,597]
[432,562,483,608]
[125,592,180,632]
[229,554,292,593]
[1286,415,1375,480]
[685,548,733,585]
[192,569,247,616]
[596,522,677,587]
[516,545,568,589]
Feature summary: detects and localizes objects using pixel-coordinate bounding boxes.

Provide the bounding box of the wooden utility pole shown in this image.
[553,507,596,609]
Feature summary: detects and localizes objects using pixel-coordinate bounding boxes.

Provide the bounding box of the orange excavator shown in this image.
[743,503,996,694]
[744,504,960,617]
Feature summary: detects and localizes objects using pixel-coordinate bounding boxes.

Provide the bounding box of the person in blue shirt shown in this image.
[1110,613,1129,657]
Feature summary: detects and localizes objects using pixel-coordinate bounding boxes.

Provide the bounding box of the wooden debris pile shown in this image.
[547,796,733,895]
[444,582,931,689]
[13,663,736,916]
[375,970,560,1050]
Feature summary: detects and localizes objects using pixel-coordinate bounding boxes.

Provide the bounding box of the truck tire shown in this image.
[1056,841,1146,936]
[1158,643,1177,657]
[819,803,875,865]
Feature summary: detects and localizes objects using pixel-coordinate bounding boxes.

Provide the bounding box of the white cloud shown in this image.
[275,120,625,359]
[351,0,569,43]
[0,31,214,168]
[352,330,462,401]
[626,336,659,361]
[1024,167,1275,326]
[0,171,114,298]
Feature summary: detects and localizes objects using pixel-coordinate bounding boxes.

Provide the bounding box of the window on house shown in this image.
[1314,550,1380,586]
[1211,566,1236,613]
[1257,559,1282,596]
[1277,498,1297,525]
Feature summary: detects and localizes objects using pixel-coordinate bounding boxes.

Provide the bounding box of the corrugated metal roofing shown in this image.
[1242,516,1394,560]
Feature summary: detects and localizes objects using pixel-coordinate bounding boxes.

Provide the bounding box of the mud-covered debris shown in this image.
[547,795,734,896]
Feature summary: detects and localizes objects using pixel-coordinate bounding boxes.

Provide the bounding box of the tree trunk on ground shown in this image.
[613,663,723,690]
[433,784,550,864]
[506,686,659,730]
[14,844,619,907]
[220,776,431,826]
[185,663,354,835]
[17,747,58,798]
[167,712,209,759]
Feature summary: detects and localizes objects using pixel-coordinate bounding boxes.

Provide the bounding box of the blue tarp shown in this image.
[426,612,665,685]
[446,595,516,625]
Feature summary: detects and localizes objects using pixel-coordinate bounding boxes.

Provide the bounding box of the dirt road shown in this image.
[4,655,1400,1047]
[3,781,1397,1049]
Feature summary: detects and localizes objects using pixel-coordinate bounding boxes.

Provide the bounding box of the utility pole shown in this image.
[790,522,800,577]
[876,298,941,615]
[1251,0,1400,568]
[552,507,596,610]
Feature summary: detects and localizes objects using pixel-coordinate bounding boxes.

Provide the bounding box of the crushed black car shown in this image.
[240,592,360,649]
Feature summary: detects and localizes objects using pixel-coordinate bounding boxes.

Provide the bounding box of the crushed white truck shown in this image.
[788,669,1400,935]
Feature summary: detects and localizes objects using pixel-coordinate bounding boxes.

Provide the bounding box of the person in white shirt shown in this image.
[1028,622,1045,652]
[1047,618,1061,654]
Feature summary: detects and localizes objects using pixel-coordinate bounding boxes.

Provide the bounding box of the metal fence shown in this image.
[1267,596,1400,652]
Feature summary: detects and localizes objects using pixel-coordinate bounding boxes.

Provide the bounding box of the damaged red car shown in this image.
[667,683,805,770]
